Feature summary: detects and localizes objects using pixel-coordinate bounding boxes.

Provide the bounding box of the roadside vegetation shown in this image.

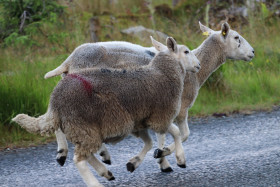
[0,0,279,149]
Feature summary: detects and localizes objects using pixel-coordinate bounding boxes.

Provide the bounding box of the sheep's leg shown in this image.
[155,133,173,172]
[97,143,111,165]
[74,154,104,187]
[154,112,190,157]
[126,130,153,172]
[167,123,186,168]
[55,128,68,166]
[87,154,115,181]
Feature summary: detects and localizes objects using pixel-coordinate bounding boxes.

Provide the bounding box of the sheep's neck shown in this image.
[152,53,185,81]
[193,36,227,87]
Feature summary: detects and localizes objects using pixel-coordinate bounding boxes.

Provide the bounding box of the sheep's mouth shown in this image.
[191,68,199,73]
[246,55,254,61]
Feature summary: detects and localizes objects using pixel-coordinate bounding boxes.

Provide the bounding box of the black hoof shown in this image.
[161,167,173,172]
[154,149,163,158]
[126,162,135,173]
[108,176,115,181]
[56,156,66,166]
[102,160,111,165]
[177,164,186,168]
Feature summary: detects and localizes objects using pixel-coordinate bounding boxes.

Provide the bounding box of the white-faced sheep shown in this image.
[153,22,255,171]
[12,37,201,187]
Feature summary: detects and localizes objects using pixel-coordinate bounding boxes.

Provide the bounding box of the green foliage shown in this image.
[4,32,36,48]
[131,6,141,15]
[261,3,270,19]
[0,0,64,46]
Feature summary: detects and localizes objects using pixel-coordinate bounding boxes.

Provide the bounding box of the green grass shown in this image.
[0,53,64,148]
[0,0,280,148]
[0,123,54,150]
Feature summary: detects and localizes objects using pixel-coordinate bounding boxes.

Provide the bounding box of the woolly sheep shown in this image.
[153,22,255,171]
[13,37,200,187]
[44,42,157,79]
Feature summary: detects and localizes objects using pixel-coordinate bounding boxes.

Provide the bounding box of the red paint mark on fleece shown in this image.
[68,74,92,97]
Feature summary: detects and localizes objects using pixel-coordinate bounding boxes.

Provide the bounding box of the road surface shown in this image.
[1,108,280,187]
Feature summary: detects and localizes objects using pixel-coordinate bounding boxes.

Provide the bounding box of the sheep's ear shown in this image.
[150,36,166,52]
[166,37,178,53]
[199,21,214,36]
[221,22,230,39]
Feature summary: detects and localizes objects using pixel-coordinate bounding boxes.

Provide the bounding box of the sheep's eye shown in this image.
[184,50,189,54]
[234,36,239,40]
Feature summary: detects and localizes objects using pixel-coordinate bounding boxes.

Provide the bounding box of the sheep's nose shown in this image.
[195,65,201,70]
[252,50,255,54]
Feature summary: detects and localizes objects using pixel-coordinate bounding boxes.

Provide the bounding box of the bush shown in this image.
[0,0,64,45]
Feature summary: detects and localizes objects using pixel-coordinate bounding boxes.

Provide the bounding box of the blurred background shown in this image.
[0,0,279,149]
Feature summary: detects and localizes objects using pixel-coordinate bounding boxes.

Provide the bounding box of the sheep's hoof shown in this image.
[56,156,66,166]
[177,164,186,168]
[106,171,115,181]
[161,167,173,172]
[126,162,135,173]
[153,149,163,158]
[102,160,111,165]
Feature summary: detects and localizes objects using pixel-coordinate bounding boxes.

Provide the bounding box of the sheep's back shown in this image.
[50,66,182,141]
[69,44,154,72]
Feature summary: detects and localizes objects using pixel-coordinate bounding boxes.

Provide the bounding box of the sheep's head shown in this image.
[199,21,255,62]
[150,36,200,73]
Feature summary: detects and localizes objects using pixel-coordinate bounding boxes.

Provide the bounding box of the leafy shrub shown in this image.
[0,0,64,45]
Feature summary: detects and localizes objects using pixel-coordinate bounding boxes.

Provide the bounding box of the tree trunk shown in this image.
[89,17,100,43]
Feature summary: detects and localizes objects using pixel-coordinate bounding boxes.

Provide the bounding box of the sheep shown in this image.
[153,22,255,171]
[44,41,157,79]
[47,36,179,168]
[44,41,158,166]
[50,21,254,172]
[44,37,167,167]
[12,37,201,187]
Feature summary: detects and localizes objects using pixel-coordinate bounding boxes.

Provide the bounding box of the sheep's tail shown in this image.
[44,55,72,79]
[12,110,56,136]
[44,64,67,79]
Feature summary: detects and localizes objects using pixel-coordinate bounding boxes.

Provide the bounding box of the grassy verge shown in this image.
[0,123,54,150]
[0,53,62,149]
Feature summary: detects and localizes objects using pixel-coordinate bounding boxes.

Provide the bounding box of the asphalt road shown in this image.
[1,108,280,187]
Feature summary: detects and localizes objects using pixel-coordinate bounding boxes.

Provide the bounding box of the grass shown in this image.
[0,53,63,149]
[0,0,279,148]
[0,123,54,150]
